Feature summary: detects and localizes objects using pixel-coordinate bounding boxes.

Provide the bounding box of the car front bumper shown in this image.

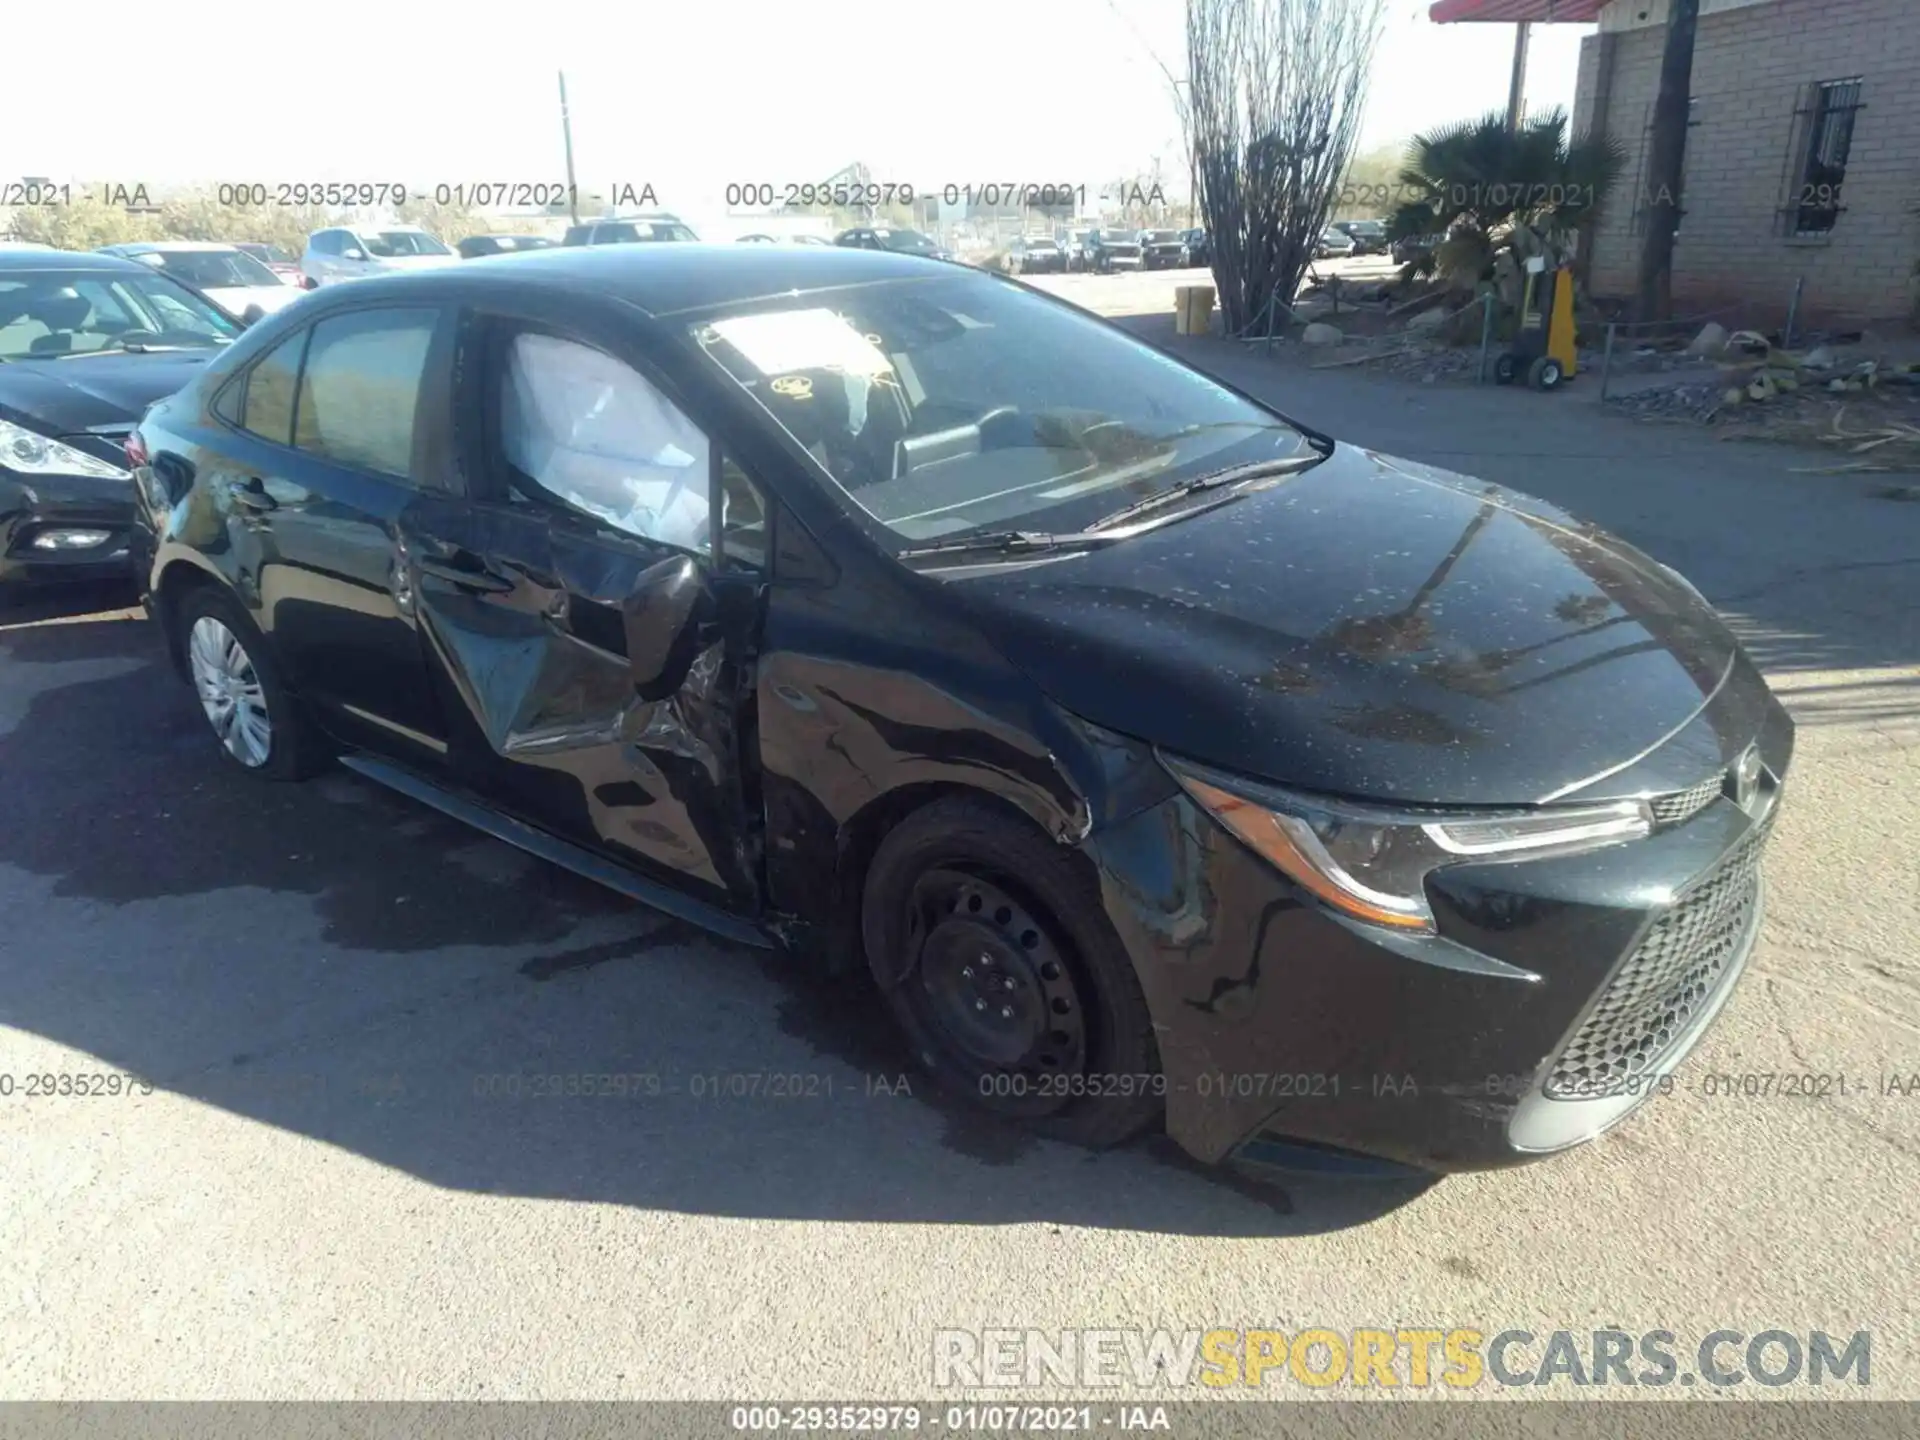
[0,470,140,587]
[1078,669,1795,1174]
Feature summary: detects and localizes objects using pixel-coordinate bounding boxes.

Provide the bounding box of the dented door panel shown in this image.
[399,494,762,909]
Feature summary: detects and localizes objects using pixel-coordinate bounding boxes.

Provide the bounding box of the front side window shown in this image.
[500,332,711,552]
[692,272,1306,545]
[0,271,238,359]
[293,308,436,478]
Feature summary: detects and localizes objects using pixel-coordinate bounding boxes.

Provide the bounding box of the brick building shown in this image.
[1433,0,1920,327]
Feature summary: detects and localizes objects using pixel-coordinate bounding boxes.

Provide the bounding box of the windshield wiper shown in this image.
[896,529,1122,561]
[1086,453,1323,532]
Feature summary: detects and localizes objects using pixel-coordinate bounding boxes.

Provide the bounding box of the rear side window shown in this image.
[239,330,308,443]
[293,308,436,480]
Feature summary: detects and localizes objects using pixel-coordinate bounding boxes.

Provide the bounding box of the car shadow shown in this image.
[0,610,1437,1238]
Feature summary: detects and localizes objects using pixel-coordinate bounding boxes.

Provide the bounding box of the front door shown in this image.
[397,306,771,912]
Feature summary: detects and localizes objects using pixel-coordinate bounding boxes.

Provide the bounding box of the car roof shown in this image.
[103,241,238,254]
[287,242,969,319]
[0,249,151,274]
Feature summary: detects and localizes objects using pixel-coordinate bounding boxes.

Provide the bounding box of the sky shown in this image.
[4,0,1589,214]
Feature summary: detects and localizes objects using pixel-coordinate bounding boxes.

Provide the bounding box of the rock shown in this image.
[1687,322,1729,356]
[1301,322,1345,346]
[1406,307,1450,334]
[1803,346,1836,369]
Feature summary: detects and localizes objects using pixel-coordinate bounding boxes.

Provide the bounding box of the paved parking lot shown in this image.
[3,330,1917,1401]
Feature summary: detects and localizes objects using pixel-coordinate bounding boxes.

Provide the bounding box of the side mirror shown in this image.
[342,247,366,262]
[239,304,267,329]
[622,552,712,701]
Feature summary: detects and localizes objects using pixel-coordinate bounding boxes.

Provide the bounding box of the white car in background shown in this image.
[95,242,303,323]
[299,225,459,288]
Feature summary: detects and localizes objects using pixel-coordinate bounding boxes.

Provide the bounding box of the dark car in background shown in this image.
[1332,219,1389,255]
[1006,235,1067,274]
[457,234,558,259]
[1083,229,1143,272]
[562,214,699,246]
[1314,228,1357,260]
[1137,228,1187,269]
[0,250,239,588]
[834,226,954,262]
[1393,232,1448,267]
[1179,229,1211,267]
[125,243,1790,1179]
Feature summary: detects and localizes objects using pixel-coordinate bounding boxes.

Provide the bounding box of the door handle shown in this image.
[232,479,276,512]
[416,556,515,594]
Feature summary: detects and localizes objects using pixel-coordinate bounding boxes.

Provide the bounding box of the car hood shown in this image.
[203,285,301,316]
[0,351,215,434]
[953,444,1739,806]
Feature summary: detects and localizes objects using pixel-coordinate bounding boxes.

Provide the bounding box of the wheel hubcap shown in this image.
[187,616,272,768]
[906,869,1088,1106]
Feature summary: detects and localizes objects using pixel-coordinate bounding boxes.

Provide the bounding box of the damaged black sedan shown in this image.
[127,245,1791,1175]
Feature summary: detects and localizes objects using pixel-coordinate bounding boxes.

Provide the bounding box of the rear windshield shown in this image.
[361,231,451,257]
[148,250,281,289]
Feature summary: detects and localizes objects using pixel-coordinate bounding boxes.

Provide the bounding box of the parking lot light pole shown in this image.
[559,70,581,227]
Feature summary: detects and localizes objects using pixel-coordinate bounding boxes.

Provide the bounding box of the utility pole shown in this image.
[558,70,581,227]
[1635,0,1701,322]
[1505,22,1532,132]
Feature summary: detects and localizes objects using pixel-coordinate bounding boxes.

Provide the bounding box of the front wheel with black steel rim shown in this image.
[176,588,322,780]
[1493,352,1520,385]
[862,796,1163,1148]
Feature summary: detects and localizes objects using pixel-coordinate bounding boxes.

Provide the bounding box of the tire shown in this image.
[861,795,1163,1149]
[1529,356,1565,390]
[1493,353,1519,386]
[174,586,325,780]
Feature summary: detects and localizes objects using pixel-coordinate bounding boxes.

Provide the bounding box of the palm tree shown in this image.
[1387,108,1626,292]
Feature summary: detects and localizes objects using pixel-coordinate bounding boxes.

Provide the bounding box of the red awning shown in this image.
[1429,0,1606,20]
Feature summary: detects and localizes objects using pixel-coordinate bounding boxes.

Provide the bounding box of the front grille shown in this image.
[1546,818,1771,1098]
[1650,773,1723,828]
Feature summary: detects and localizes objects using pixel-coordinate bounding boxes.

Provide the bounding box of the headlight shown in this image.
[0,419,131,480]
[1165,756,1653,935]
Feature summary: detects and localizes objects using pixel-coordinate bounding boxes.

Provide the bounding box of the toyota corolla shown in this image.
[125,245,1791,1175]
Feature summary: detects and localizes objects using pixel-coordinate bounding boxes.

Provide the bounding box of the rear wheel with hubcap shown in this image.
[175,588,323,780]
[863,796,1162,1148]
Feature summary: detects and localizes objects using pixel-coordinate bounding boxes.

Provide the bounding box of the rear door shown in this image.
[210,303,455,759]
[396,299,773,911]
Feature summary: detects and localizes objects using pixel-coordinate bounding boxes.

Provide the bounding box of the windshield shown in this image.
[147,249,281,289]
[603,221,698,243]
[237,242,295,265]
[1101,230,1135,243]
[0,270,240,360]
[876,230,939,255]
[360,230,451,257]
[691,272,1308,545]
[1146,230,1180,242]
